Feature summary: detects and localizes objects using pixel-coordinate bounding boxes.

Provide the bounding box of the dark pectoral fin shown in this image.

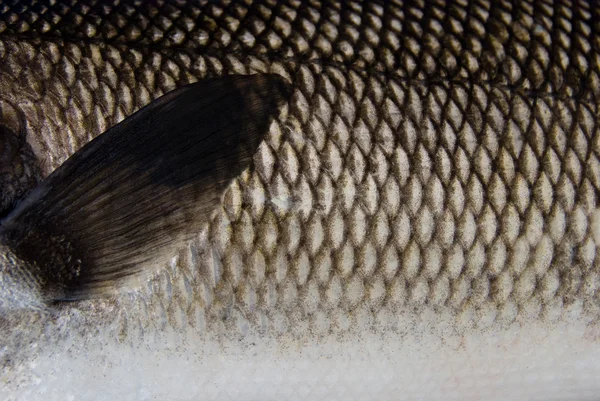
[0,74,290,301]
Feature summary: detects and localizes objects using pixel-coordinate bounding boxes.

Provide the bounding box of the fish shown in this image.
[0,73,290,309]
[0,0,600,400]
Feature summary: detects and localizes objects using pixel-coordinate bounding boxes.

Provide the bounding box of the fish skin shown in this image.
[0,73,290,308]
[0,0,600,400]
[0,121,40,215]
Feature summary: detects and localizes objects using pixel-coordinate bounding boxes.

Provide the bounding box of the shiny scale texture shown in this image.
[0,1,600,400]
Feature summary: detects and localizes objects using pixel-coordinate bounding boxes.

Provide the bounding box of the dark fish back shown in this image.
[0,0,598,101]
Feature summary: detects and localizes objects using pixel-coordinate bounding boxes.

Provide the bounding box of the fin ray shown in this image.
[0,74,289,301]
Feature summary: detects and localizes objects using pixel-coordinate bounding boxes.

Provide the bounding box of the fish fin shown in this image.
[0,74,289,301]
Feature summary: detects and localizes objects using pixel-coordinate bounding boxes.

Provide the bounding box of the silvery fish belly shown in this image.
[1,0,600,400]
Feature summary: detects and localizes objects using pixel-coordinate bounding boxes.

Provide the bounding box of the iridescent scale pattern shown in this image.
[0,0,598,350]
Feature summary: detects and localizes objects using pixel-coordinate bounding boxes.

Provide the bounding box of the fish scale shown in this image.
[1,0,598,98]
[0,1,600,400]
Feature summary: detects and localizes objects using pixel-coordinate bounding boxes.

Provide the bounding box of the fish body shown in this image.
[0,0,600,400]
